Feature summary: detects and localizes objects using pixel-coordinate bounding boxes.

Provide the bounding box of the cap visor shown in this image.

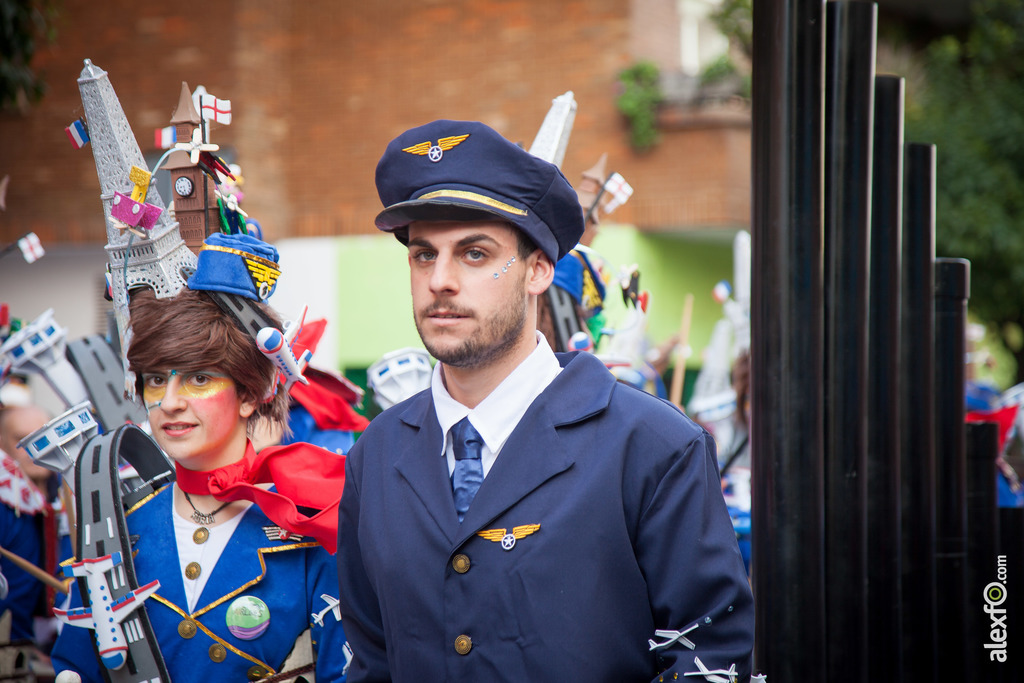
[375,198,513,232]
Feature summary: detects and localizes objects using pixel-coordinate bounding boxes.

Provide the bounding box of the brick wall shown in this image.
[0,0,749,248]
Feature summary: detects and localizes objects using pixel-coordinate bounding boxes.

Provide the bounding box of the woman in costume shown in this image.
[51,235,349,682]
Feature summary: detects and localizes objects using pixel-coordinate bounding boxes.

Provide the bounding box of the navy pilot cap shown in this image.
[374,120,585,262]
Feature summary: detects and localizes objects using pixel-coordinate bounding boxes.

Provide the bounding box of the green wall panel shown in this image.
[332,226,739,373]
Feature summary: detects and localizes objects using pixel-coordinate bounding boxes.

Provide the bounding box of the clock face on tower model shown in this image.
[175,175,194,197]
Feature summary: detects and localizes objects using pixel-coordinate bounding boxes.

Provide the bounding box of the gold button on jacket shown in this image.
[247,664,269,680]
[209,643,227,662]
[452,554,471,574]
[177,619,197,639]
[454,634,472,655]
[185,561,202,580]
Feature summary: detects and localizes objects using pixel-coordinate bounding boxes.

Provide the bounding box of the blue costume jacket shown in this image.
[337,351,754,682]
[0,502,42,642]
[52,485,349,681]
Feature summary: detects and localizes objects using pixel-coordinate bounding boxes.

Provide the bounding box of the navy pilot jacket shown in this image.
[337,351,755,682]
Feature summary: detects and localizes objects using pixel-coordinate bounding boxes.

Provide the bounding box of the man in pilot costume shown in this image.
[336,120,754,682]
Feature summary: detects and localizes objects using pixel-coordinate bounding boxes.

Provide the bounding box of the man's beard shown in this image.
[415,281,528,370]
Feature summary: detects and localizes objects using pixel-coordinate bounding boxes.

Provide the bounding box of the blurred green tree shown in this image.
[1,0,59,113]
[907,0,1024,383]
[616,61,663,152]
[710,0,752,60]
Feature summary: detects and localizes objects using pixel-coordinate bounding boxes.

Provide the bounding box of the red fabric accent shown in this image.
[966,404,1019,453]
[175,441,345,553]
[290,372,370,432]
[292,318,328,361]
[42,504,57,616]
[285,318,370,432]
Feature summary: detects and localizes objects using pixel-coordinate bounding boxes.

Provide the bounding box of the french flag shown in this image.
[154,125,177,149]
[65,119,89,149]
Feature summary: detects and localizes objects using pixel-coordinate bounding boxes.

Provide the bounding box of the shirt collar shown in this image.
[432,332,561,456]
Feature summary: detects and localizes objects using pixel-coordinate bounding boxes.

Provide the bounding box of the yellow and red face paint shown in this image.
[141,369,234,409]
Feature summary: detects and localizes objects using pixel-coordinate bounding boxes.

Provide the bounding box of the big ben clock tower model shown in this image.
[165,82,220,253]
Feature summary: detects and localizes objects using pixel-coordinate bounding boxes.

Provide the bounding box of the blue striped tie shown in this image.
[451,417,484,523]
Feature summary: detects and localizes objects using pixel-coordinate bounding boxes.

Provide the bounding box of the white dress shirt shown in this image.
[173,501,249,612]
[432,332,562,477]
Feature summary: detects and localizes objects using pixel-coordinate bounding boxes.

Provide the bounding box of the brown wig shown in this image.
[126,288,290,431]
[515,228,538,260]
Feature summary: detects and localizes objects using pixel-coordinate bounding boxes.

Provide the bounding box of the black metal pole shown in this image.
[866,73,904,682]
[899,142,937,683]
[751,0,826,679]
[822,3,876,680]
[934,256,970,679]
[964,420,999,681]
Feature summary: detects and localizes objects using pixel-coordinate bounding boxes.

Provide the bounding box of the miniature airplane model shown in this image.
[311,592,352,676]
[256,305,313,393]
[683,656,739,683]
[54,553,161,671]
[648,624,699,651]
[311,593,341,627]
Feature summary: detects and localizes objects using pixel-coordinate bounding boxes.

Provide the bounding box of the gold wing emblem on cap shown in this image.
[402,134,471,156]
[477,524,541,542]
[438,134,470,150]
[245,258,281,300]
[245,259,280,287]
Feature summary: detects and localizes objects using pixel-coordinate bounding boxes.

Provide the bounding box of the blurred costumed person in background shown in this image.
[0,399,65,666]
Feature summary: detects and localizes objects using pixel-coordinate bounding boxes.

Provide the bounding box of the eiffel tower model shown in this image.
[76,59,196,355]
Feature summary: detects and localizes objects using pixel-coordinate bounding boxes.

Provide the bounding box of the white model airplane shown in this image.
[54,552,160,671]
[648,624,698,651]
[683,656,739,683]
[309,594,352,675]
[256,304,313,393]
[311,593,341,627]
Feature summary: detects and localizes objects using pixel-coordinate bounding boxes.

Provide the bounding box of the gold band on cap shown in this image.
[199,244,281,272]
[417,190,528,216]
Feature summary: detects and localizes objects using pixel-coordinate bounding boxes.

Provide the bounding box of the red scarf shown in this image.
[174,441,345,553]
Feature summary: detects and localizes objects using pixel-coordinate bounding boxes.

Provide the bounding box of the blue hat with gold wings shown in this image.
[374,119,585,262]
[186,232,281,301]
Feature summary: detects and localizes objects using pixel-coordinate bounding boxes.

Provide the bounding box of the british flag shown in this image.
[201,96,232,125]
[602,172,633,214]
[17,232,44,263]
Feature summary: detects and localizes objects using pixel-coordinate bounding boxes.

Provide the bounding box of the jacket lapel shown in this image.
[393,353,619,549]
[130,487,188,609]
[454,352,616,544]
[454,407,571,544]
[393,395,459,544]
[193,506,274,615]
[132,488,280,617]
